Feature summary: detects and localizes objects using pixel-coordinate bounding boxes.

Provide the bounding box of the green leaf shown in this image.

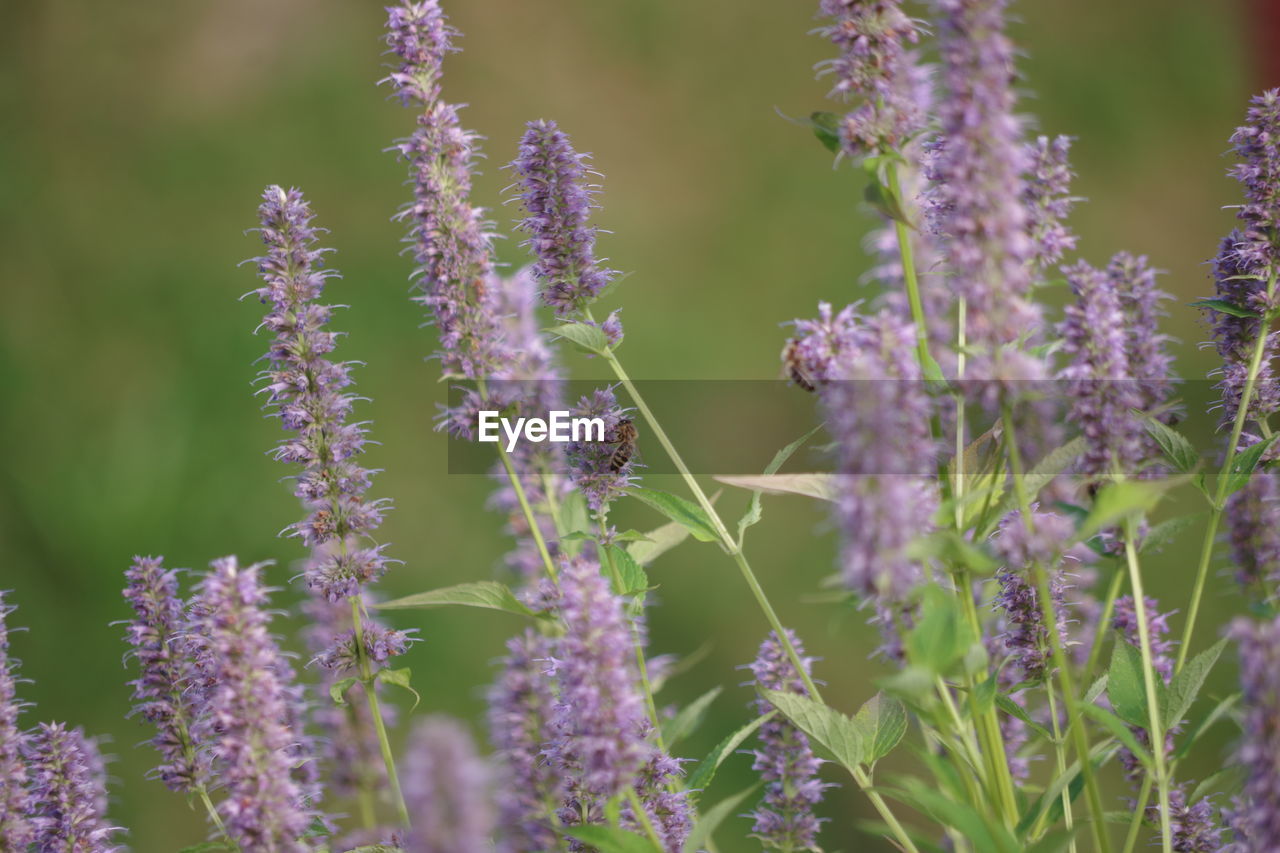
[1025,828,1081,853]
[908,531,999,575]
[1226,434,1280,496]
[1084,675,1109,705]
[1079,479,1170,539]
[604,545,648,597]
[809,111,841,153]
[686,711,775,793]
[1107,639,1161,728]
[988,437,1086,532]
[1164,638,1227,728]
[1081,704,1154,770]
[1190,765,1245,805]
[892,779,1017,853]
[546,322,609,354]
[865,173,913,227]
[906,586,975,676]
[1143,417,1200,473]
[1189,298,1260,319]
[558,491,592,557]
[713,473,836,502]
[662,687,722,746]
[1140,513,1202,554]
[854,693,908,764]
[968,676,998,718]
[626,519,691,566]
[681,784,759,853]
[760,689,863,771]
[1173,693,1239,761]
[329,676,359,706]
[376,667,420,710]
[629,488,720,543]
[563,825,662,853]
[376,581,537,618]
[732,425,824,544]
[996,694,1053,741]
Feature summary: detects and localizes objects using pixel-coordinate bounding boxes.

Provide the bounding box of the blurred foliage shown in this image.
[0,0,1257,849]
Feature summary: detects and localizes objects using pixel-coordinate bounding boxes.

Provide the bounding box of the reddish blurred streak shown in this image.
[1254,0,1280,86]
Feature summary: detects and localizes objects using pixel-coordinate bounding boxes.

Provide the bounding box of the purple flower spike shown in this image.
[25,723,121,853]
[122,556,209,794]
[188,557,317,851]
[1112,595,1175,684]
[1110,252,1177,426]
[0,592,33,850]
[385,2,510,382]
[547,557,650,813]
[1023,135,1078,270]
[1226,471,1280,591]
[749,630,829,851]
[510,119,618,319]
[1148,786,1222,852]
[928,0,1044,384]
[489,630,560,853]
[565,387,636,512]
[1228,90,1280,281]
[402,716,494,853]
[1223,615,1280,850]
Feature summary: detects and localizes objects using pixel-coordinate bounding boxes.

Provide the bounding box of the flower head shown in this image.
[1023,135,1078,270]
[1224,614,1280,850]
[564,387,636,512]
[401,716,494,853]
[0,592,33,850]
[1226,471,1280,591]
[25,723,121,853]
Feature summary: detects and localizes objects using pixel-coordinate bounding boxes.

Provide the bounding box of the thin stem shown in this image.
[1081,568,1126,690]
[1121,775,1155,853]
[197,787,235,850]
[1003,405,1113,853]
[1179,273,1277,670]
[885,162,932,371]
[1044,687,1077,853]
[625,786,666,850]
[1121,526,1172,853]
[350,597,411,827]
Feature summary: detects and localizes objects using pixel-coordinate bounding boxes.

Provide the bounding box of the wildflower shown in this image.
[121,556,209,793]
[1146,786,1222,853]
[1223,614,1280,850]
[748,630,828,851]
[187,557,317,851]
[1111,253,1175,418]
[1227,90,1280,280]
[401,716,494,853]
[1112,595,1176,684]
[510,119,618,321]
[25,723,121,852]
[1226,471,1280,591]
[488,630,559,853]
[1023,135,1078,271]
[0,592,33,850]
[564,387,636,512]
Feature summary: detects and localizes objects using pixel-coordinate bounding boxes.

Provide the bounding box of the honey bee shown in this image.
[609,418,639,472]
[782,338,816,392]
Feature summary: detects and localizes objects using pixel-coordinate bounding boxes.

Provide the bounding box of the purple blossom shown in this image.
[25,722,121,853]
[546,557,650,821]
[749,630,828,851]
[187,557,317,851]
[819,309,936,601]
[1147,786,1222,853]
[1059,259,1148,481]
[1226,470,1280,591]
[401,716,494,853]
[121,556,209,793]
[564,387,637,512]
[1112,595,1176,684]
[510,119,618,320]
[488,630,559,853]
[384,2,510,382]
[1228,90,1280,280]
[1023,135,1078,270]
[927,0,1044,385]
[629,752,693,853]
[1223,614,1280,850]
[0,592,33,850]
[1111,253,1176,418]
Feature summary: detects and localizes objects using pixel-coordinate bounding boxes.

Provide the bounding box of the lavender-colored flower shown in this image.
[1059,259,1148,481]
[820,309,936,601]
[510,119,618,320]
[1226,470,1280,591]
[990,510,1072,681]
[1111,253,1176,417]
[188,557,317,851]
[1023,135,1078,270]
[385,2,510,382]
[488,630,559,853]
[749,630,828,851]
[927,0,1044,385]
[564,387,637,512]
[401,716,494,853]
[121,556,209,793]
[1223,615,1280,850]
[546,557,650,816]
[1228,90,1280,280]
[0,592,33,850]
[25,722,121,852]
[1145,786,1222,853]
[629,752,693,853]
[1112,595,1175,684]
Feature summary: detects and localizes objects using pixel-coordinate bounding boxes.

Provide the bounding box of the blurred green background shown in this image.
[0,0,1261,850]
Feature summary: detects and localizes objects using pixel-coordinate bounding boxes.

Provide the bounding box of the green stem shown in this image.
[197,787,235,850]
[625,786,666,850]
[1003,406,1113,853]
[1044,687,1077,853]
[1121,775,1155,853]
[350,597,411,827]
[885,162,932,371]
[1179,273,1277,671]
[1081,568,1126,690]
[1121,525,1172,853]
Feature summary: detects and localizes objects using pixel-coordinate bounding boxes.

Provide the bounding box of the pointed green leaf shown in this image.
[1082,704,1154,769]
[376,581,537,618]
[1080,479,1170,538]
[563,825,662,853]
[1189,298,1260,319]
[996,694,1053,741]
[1143,417,1200,473]
[1107,639,1158,728]
[686,711,775,793]
[760,689,863,772]
[604,545,648,597]
[630,488,720,543]
[732,425,824,544]
[546,322,609,354]
[713,473,836,502]
[809,111,841,153]
[376,667,420,710]
[1190,765,1245,805]
[662,687,722,746]
[329,676,359,706]
[854,693,908,764]
[1165,638,1227,728]
[1173,693,1239,761]
[1226,434,1280,496]
[682,784,760,853]
[626,519,691,566]
[906,586,974,675]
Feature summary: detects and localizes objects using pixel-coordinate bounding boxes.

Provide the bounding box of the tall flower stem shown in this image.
[1121,525,1172,853]
[1120,775,1155,853]
[350,597,410,827]
[594,339,920,853]
[885,162,932,371]
[1179,273,1277,670]
[1002,406,1112,853]
[1081,569,1126,689]
[197,788,235,849]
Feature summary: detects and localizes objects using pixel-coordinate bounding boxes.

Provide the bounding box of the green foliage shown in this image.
[906,586,977,676]
[808,111,842,154]
[376,667,420,710]
[625,519,692,566]
[727,424,824,546]
[854,693,908,765]
[1188,297,1260,318]
[562,825,662,853]
[1164,638,1227,728]
[629,487,720,543]
[376,581,538,618]
[1225,434,1280,496]
[686,711,775,793]
[546,322,610,354]
[681,784,759,853]
[604,545,649,598]
[1142,417,1200,473]
[1107,638,1165,728]
[662,686,722,745]
[759,689,864,772]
